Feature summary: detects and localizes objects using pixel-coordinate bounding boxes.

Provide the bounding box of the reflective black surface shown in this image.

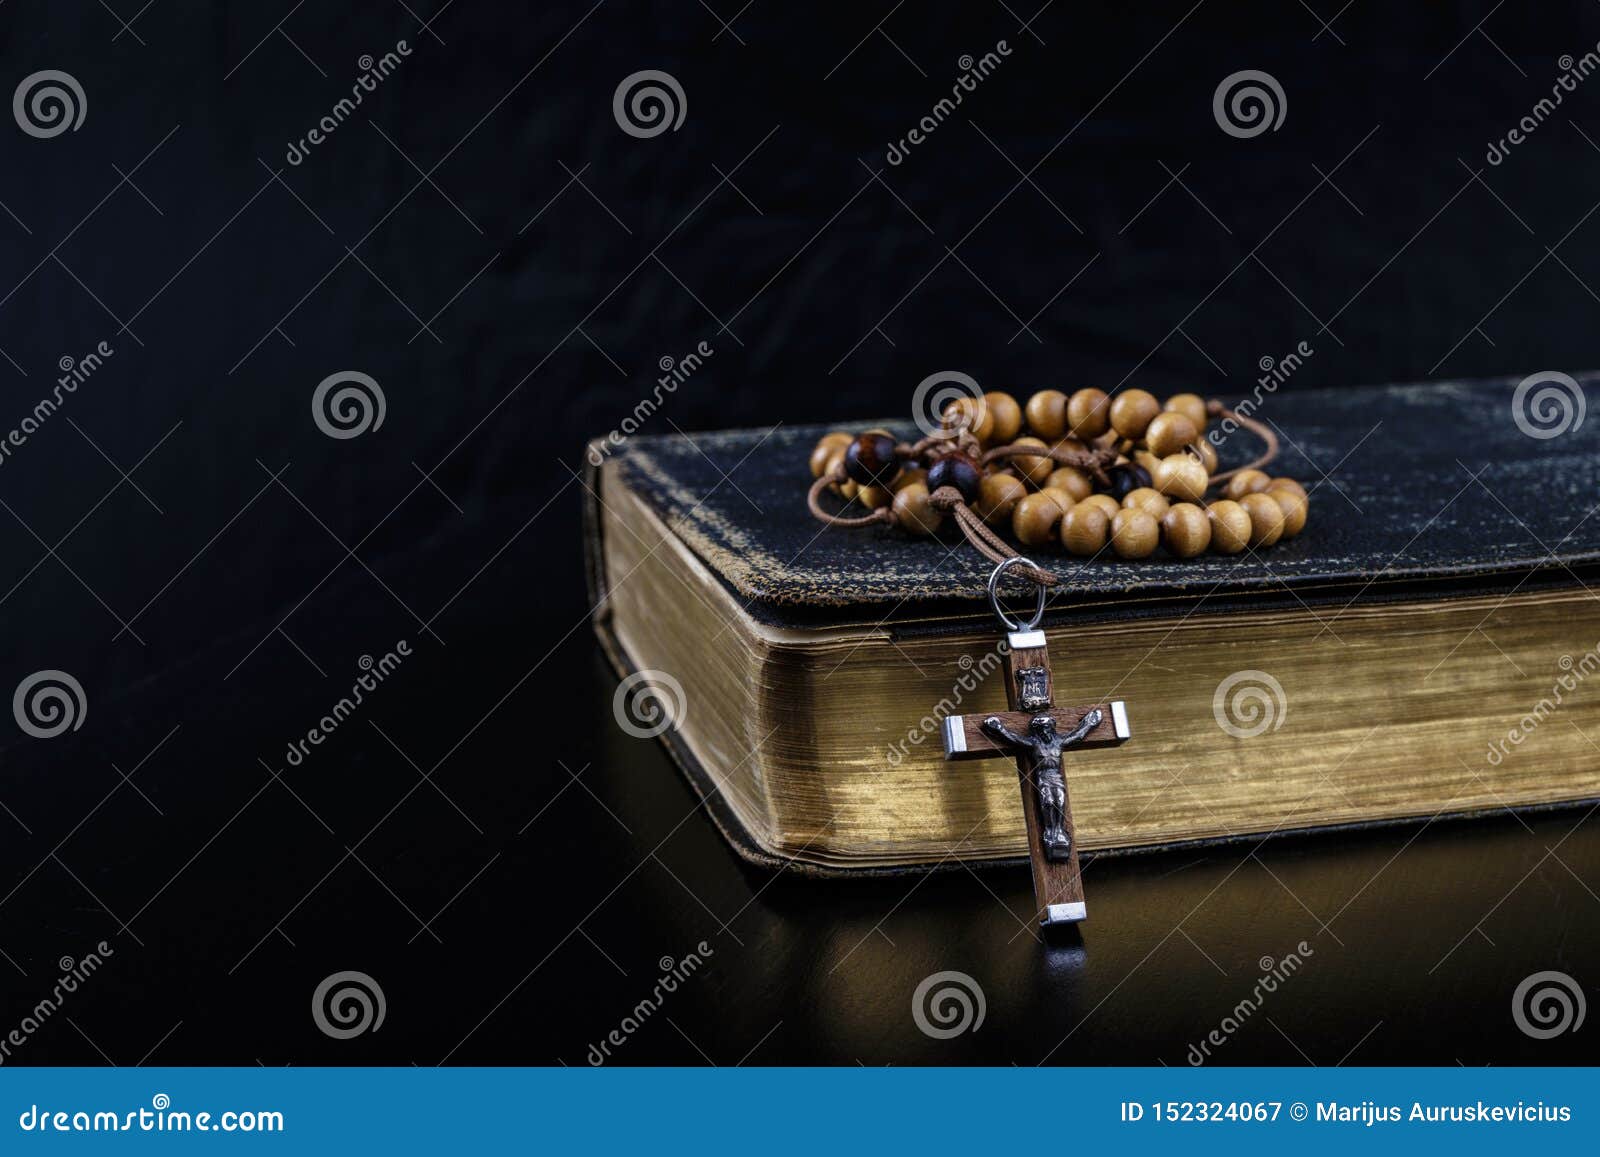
[4,538,1598,1065]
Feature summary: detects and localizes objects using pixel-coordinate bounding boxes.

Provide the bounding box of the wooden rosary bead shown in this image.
[1224,468,1272,500]
[1161,502,1211,558]
[1207,500,1251,554]
[1080,493,1121,520]
[809,441,835,480]
[1143,411,1199,458]
[809,431,854,478]
[1122,487,1170,521]
[925,451,983,504]
[1268,488,1308,538]
[1267,477,1307,501]
[892,482,943,535]
[844,431,902,487]
[1109,389,1161,440]
[1239,491,1285,547]
[1110,507,1160,559]
[1010,436,1055,487]
[1013,491,1065,546]
[1066,388,1111,440]
[1188,438,1219,474]
[942,396,994,443]
[892,466,927,492]
[1151,453,1208,502]
[1164,393,1208,430]
[1044,465,1093,503]
[1040,487,1079,520]
[974,472,1027,524]
[1024,390,1069,440]
[984,391,1023,444]
[1060,501,1110,556]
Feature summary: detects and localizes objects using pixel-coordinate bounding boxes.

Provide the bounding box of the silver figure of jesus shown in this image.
[980,709,1104,862]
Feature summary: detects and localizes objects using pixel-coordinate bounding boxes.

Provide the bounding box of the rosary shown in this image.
[804,386,1307,929]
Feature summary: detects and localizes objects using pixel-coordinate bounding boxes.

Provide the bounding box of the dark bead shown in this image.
[1105,462,1151,500]
[844,432,900,486]
[926,451,983,504]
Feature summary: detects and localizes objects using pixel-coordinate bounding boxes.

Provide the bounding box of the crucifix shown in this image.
[942,558,1130,927]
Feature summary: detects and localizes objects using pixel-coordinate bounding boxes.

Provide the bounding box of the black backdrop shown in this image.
[0,1,1597,1066]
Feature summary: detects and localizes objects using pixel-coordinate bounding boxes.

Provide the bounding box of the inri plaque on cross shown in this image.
[941,558,1130,927]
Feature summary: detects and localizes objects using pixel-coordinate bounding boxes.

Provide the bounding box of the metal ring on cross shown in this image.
[987,556,1047,633]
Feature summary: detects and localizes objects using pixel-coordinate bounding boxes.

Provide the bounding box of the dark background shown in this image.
[0,0,1596,1065]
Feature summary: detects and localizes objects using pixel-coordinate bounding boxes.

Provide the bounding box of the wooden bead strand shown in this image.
[804,384,1307,572]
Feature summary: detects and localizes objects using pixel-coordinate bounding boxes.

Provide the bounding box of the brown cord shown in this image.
[1204,401,1280,488]
[928,486,1059,587]
[806,469,894,527]
[897,429,981,461]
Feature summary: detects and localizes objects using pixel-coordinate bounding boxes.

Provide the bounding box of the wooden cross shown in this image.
[941,626,1129,926]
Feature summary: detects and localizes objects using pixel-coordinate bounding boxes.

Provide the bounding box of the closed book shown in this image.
[583,373,1600,874]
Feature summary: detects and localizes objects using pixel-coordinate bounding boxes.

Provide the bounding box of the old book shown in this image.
[583,373,1600,874]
